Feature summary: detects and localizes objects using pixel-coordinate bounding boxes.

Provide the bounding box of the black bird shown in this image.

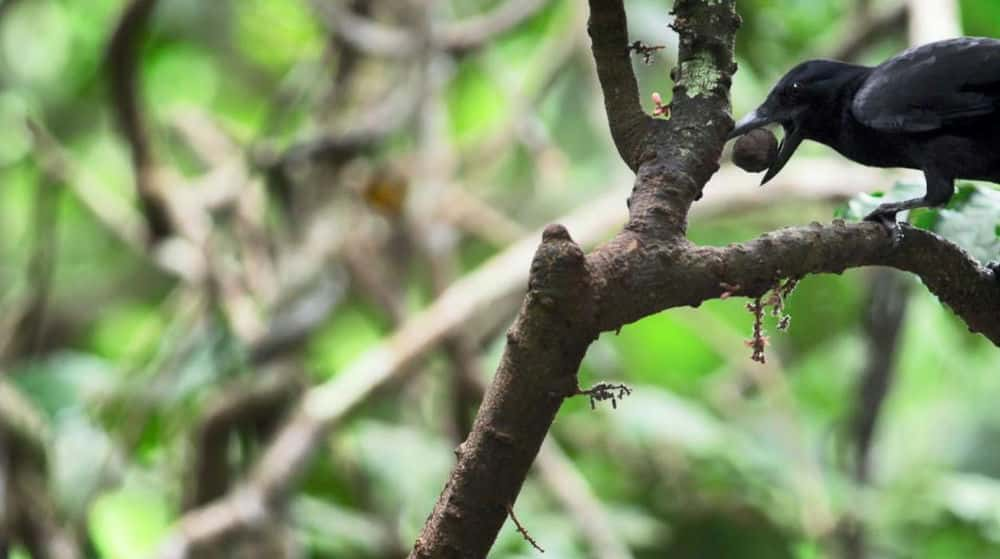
[729,37,1000,231]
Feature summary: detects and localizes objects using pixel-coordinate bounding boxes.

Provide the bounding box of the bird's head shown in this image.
[729,59,863,184]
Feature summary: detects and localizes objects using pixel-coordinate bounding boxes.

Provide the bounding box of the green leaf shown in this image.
[88,487,173,559]
[342,421,453,545]
[292,496,391,556]
[306,307,382,380]
[934,185,1000,263]
[0,1,71,87]
[835,181,923,222]
[11,352,115,416]
[837,182,1000,263]
[89,304,167,364]
[605,386,725,453]
[446,61,509,145]
[611,311,722,395]
[234,0,323,72]
[146,44,220,115]
[52,412,117,517]
[0,92,32,165]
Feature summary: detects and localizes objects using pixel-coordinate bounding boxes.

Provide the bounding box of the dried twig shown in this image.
[505,504,544,554]
[628,40,665,64]
[744,278,798,364]
[576,382,633,410]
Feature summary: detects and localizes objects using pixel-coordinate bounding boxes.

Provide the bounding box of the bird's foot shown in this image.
[863,207,902,246]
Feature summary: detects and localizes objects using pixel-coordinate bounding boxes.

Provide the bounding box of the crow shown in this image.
[729,37,1000,235]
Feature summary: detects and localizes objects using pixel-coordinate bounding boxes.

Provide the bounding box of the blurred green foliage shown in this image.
[1,0,999,558]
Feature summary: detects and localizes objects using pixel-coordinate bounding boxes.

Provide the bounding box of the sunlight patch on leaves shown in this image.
[88,487,173,559]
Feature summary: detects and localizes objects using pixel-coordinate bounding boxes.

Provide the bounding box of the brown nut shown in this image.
[732,128,778,173]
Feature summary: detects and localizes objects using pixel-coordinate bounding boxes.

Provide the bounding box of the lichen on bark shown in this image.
[678,50,723,98]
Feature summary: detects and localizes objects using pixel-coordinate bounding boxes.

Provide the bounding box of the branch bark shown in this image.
[588,222,1000,343]
[586,0,654,171]
[411,225,597,558]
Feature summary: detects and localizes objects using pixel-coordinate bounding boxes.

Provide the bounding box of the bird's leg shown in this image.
[862,198,925,243]
[864,170,954,244]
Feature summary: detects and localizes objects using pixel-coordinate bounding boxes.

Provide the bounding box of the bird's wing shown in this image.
[851,37,1000,132]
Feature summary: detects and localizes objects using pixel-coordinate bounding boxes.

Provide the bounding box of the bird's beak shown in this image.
[761,121,804,185]
[728,109,773,139]
[730,106,806,184]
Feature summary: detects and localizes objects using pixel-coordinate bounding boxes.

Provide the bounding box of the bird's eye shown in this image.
[780,81,805,102]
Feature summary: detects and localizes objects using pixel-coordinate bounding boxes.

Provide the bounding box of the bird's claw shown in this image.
[863,209,902,246]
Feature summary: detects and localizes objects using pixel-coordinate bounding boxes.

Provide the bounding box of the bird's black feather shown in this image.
[852,37,1000,132]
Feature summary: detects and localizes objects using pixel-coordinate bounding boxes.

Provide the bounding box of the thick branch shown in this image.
[590,0,740,237]
[411,226,597,558]
[155,180,633,558]
[631,0,740,236]
[587,222,1000,344]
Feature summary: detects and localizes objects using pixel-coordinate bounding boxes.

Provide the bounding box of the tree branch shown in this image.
[313,0,549,57]
[586,221,1000,343]
[437,0,548,53]
[183,367,305,510]
[411,225,597,558]
[107,0,172,241]
[586,0,654,171]
[0,381,81,559]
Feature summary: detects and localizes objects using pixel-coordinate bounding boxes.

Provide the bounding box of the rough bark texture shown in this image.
[411,226,597,558]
